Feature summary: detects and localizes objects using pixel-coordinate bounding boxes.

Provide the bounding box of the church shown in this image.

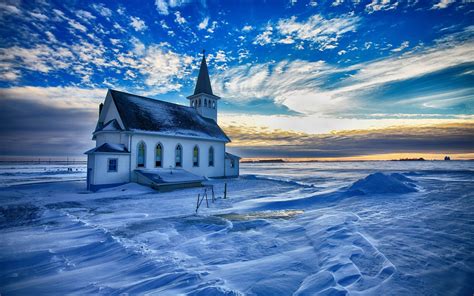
[85,54,240,191]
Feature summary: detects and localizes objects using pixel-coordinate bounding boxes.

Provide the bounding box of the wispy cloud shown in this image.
[391,40,409,52]
[68,19,87,32]
[214,35,474,116]
[155,0,189,15]
[432,0,454,9]
[254,13,360,50]
[365,0,399,14]
[91,3,112,17]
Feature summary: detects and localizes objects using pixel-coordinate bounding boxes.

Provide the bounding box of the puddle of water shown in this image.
[216,210,304,221]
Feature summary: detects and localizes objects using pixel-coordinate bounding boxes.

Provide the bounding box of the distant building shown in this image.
[85,53,240,191]
[444,156,451,161]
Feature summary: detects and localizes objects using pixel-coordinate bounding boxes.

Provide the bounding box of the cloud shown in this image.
[242,25,253,32]
[207,21,218,33]
[45,31,57,43]
[0,45,73,74]
[68,19,87,32]
[130,16,147,32]
[0,97,98,157]
[214,36,474,116]
[91,3,112,17]
[0,3,21,15]
[223,121,474,158]
[155,0,189,15]
[115,42,194,94]
[254,14,360,50]
[29,11,48,21]
[0,86,105,110]
[198,17,209,30]
[365,0,399,13]
[76,10,96,22]
[432,0,454,9]
[391,40,409,52]
[174,11,186,25]
[253,26,273,46]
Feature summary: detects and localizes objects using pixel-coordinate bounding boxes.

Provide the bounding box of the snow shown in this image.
[1,161,473,295]
[136,168,204,183]
[347,172,417,195]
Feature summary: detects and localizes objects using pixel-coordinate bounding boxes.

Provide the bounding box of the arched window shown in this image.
[198,99,201,107]
[213,101,216,108]
[175,144,182,167]
[204,99,208,107]
[193,145,199,167]
[208,146,214,167]
[137,141,146,168]
[155,143,163,167]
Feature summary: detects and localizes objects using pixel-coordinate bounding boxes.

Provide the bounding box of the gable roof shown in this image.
[85,143,129,154]
[107,89,230,142]
[193,55,213,96]
[95,119,123,133]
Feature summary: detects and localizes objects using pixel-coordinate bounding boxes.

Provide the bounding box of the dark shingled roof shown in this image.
[193,55,213,96]
[85,143,129,154]
[109,89,230,142]
[226,152,241,159]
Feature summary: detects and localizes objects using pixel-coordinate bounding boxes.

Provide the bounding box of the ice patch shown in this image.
[347,172,417,195]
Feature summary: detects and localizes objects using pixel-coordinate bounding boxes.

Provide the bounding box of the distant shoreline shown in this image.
[0,159,472,165]
[241,158,473,163]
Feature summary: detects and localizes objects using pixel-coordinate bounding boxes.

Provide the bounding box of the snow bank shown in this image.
[347,172,417,195]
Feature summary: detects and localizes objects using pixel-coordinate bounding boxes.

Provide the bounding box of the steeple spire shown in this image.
[193,50,213,96]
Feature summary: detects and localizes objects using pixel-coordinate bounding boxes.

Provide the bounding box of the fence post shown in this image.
[196,193,200,213]
[224,183,227,199]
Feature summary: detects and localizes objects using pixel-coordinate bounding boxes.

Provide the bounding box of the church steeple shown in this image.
[194,50,213,96]
[187,50,220,122]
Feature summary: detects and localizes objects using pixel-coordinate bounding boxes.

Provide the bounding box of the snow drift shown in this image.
[347,172,417,195]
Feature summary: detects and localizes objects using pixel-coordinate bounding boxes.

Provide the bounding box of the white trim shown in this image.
[122,130,230,143]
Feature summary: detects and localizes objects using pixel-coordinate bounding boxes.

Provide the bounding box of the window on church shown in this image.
[175,144,182,167]
[204,99,207,107]
[212,101,215,109]
[137,141,146,168]
[198,99,201,107]
[193,145,199,167]
[155,143,163,167]
[108,158,118,172]
[230,159,235,168]
[208,146,214,167]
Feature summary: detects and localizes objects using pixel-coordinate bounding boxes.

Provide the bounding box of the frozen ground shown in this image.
[0,161,473,295]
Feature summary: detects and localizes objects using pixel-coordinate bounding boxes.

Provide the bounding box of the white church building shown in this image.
[85,54,240,191]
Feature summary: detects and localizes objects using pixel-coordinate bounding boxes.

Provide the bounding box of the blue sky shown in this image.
[0,0,473,158]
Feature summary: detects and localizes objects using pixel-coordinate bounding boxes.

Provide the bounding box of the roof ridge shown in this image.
[109,89,191,109]
[107,89,229,142]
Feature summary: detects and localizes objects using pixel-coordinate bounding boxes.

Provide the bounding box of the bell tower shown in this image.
[187,50,220,122]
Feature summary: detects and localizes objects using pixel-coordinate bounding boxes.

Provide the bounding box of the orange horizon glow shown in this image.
[241,152,474,162]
